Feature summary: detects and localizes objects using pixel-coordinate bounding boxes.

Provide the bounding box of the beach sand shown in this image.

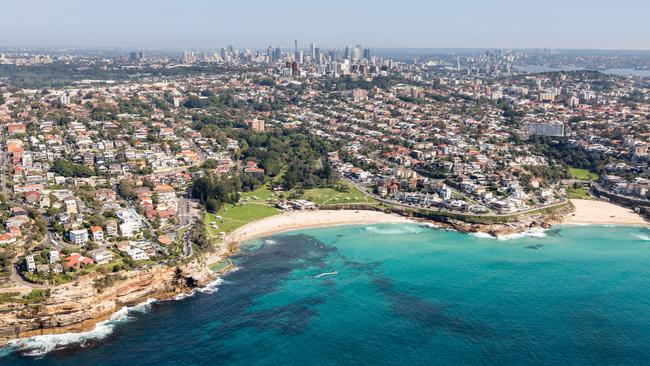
[565,199,649,226]
[226,209,413,244]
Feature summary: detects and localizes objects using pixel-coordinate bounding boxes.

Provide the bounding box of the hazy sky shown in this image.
[2,0,649,50]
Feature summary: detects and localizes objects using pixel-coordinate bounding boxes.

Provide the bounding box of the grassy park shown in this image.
[204,180,376,238]
[300,183,378,206]
[568,167,598,181]
[205,203,279,237]
[567,186,592,200]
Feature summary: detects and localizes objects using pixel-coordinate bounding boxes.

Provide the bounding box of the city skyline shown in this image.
[3,0,650,50]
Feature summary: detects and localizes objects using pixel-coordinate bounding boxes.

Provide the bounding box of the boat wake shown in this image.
[314,271,338,278]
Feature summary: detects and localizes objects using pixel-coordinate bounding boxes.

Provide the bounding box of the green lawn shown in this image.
[205,203,279,236]
[568,167,598,181]
[203,180,373,238]
[567,186,592,200]
[301,182,378,206]
[240,184,276,202]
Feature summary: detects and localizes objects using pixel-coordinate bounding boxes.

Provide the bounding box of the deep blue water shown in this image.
[515,65,650,77]
[3,224,650,365]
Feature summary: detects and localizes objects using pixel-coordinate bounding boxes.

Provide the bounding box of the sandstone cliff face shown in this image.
[0,263,215,344]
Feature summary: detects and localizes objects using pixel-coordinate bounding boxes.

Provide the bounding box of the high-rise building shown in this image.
[183,51,195,63]
[310,43,316,61]
[294,39,299,62]
[267,46,274,62]
[363,48,371,60]
[352,45,361,62]
[315,47,321,64]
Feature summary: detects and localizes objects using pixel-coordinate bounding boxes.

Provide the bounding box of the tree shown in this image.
[117,179,137,200]
[52,158,93,177]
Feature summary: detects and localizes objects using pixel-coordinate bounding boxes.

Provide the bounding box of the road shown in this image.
[9,254,49,289]
[346,178,568,218]
[178,196,195,227]
[182,227,193,258]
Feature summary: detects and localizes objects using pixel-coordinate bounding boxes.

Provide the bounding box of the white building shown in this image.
[117,209,142,237]
[48,250,60,264]
[69,229,89,245]
[126,247,149,261]
[89,249,114,265]
[25,255,36,272]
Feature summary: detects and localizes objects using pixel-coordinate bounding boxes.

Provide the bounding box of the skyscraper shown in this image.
[315,47,321,64]
[310,43,316,61]
[363,48,371,60]
[352,45,361,62]
[294,39,299,63]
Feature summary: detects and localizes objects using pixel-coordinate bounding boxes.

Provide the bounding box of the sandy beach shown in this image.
[225,209,414,244]
[565,199,649,226]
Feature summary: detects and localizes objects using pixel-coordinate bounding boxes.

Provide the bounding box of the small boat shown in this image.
[314,271,338,278]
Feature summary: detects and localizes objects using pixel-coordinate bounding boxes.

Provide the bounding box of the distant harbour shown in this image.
[515,64,650,77]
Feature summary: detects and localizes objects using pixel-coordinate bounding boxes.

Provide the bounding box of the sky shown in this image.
[2,0,649,50]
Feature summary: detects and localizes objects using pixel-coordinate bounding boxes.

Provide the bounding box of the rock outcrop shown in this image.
[0,262,215,345]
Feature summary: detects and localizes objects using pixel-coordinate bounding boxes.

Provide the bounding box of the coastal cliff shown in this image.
[0,261,216,345]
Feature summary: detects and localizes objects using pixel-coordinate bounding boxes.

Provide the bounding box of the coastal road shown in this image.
[182,225,193,258]
[346,178,568,218]
[10,255,49,290]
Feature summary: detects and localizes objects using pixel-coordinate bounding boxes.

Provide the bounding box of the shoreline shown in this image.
[564,199,649,227]
[223,210,414,245]
[2,203,648,354]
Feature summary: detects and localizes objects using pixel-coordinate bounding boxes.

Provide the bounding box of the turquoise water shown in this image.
[3,224,650,365]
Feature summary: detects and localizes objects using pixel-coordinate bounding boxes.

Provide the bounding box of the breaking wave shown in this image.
[471,228,548,241]
[174,276,225,300]
[1,299,156,358]
[471,232,495,239]
[2,274,229,358]
[633,234,650,241]
[365,225,425,235]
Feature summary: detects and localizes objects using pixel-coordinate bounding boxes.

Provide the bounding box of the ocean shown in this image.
[3,224,650,365]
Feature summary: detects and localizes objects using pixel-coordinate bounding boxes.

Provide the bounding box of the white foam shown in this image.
[174,276,226,300]
[497,228,548,241]
[365,225,424,235]
[264,239,277,245]
[470,232,494,239]
[3,271,232,358]
[633,234,650,241]
[471,228,548,241]
[2,299,156,357]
